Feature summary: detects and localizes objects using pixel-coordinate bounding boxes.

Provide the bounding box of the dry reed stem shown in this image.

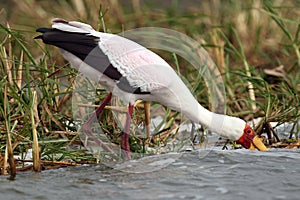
[72,0,86,19]
[42,102,65,131]
[132,0,143,26]
[76,103,128,113]
[3,23,13,92]
[2,47,13,86]
[57,92,72,109]
[17,50,24,89]
[53,81,60,107]
[211,30,226,75]
[246,77,256,111]
[6,127,16,179]
[3,83,16,178]
[2,146,8,175]
[2,83,8,176]
[109,0,125,24]
[31,91,41,172]
[144,101,151,138]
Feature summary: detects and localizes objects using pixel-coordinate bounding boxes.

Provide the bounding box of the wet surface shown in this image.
[1,148,300,200]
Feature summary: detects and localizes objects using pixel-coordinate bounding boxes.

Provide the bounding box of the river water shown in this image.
[1,148,299,200]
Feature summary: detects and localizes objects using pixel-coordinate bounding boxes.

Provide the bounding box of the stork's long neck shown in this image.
[182,100,219,132]
[180,97,245,140]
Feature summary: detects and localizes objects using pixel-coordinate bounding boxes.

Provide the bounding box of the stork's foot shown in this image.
[121,149,132,161]
[121,132,131,161]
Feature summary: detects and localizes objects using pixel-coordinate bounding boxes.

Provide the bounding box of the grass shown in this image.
[0,0,300,174]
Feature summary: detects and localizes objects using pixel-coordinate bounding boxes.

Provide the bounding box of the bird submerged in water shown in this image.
[35,18,267,159]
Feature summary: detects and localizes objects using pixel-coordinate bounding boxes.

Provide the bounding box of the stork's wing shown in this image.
[36,19,174,94]
[92,31,173,93]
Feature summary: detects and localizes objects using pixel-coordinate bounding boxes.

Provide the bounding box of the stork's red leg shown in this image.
[82,93,112,130]
[121,104,134,160]
[80,93,114,154]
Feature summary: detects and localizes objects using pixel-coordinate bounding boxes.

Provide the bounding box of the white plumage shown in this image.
[35,18,267,157]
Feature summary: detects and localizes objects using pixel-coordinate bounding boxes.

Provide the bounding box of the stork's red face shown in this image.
[236,124,268,151]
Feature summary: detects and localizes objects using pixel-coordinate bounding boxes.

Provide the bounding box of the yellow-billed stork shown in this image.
[35,18,267,159]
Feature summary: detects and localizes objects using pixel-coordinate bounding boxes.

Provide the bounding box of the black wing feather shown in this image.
[35,28,150,94]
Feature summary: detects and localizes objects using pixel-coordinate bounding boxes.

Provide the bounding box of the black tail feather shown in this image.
[34,28,123,81]
[36,27,52,33]
[34,28,99,61]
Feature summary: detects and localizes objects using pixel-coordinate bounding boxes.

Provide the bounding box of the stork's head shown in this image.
[216,116,268,151]
[236,124,268,151]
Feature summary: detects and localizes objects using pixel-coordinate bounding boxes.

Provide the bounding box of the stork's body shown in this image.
[35,19,267,159]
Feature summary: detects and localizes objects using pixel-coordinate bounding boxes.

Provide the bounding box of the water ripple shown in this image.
[1,149,300,200]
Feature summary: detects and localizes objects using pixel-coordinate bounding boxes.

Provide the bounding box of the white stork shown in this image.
[35,18,267,160]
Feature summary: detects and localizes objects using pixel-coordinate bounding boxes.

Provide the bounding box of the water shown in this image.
[1,149,300,200]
